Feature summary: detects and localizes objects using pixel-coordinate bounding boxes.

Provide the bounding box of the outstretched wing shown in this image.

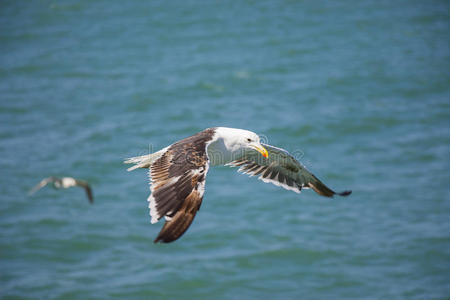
[142,130,214,243]
[75,180,94,204]
[28,177,58,196]
[227,144,351,197]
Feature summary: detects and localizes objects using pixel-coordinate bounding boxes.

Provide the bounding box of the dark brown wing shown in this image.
[75,180,94,204]
[148,129,214,243]
[83,185,94,204]
[153,181,204,243]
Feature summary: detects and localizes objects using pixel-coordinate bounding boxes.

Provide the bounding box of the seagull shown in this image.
[125,127,351,243]
[29,176,94,204]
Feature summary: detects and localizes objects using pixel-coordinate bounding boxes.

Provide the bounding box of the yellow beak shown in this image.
[250,143,269,158]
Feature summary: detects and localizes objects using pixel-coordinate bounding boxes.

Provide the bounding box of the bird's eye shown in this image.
[247,138,251,142]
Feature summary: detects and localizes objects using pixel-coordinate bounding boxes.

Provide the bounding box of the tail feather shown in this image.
[124,148,167,171]
[124,154,152,171]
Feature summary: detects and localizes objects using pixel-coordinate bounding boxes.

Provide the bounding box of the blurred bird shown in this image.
[28,176,94,204]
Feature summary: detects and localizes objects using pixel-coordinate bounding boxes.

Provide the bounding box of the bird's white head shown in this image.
[214,127,268,159]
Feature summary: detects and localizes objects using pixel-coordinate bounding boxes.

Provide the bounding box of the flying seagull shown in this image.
[125,127,351,243]
[29,176,94,204]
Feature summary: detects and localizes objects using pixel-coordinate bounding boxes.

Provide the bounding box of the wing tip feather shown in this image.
[336,190,352,197]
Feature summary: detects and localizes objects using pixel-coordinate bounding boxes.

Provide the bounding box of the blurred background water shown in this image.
[1,0,449,299]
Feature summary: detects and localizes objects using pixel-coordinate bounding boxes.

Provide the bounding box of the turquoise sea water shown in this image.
[1,1,449,299]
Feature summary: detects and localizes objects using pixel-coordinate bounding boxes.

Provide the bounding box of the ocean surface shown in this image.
[1,1,449,299]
